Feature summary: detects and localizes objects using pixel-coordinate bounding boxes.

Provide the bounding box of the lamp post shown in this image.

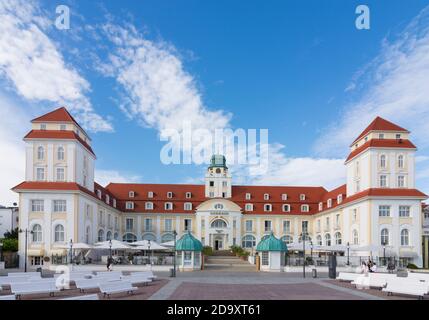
[382,242,386,266]
[148,240,152,270]
[69,239,73,265]
[310,241,313,264]
[173,230,177,277]
[19,229,33,273]
[300,232,306,278]
[347,242,350,266]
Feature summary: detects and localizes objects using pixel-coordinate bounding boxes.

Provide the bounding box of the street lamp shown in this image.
[382,242,386,266]
[173,230,177,277]
[300,232,306,278]
[346,242,350,266]
[19,229,34,273]
[310,241,313,264]
[69,239,73,265]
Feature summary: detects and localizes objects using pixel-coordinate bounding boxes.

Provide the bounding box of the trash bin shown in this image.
[170,268,175,277]
[312,268,317,278]
[328,255,337,279]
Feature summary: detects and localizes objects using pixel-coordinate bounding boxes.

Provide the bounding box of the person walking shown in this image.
[107,256,113,271]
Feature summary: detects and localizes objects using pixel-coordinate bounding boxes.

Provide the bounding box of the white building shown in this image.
[12,108,428,268]
[0,206,19,238]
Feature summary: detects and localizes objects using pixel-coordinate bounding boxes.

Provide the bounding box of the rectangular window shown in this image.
[184,203,192,210]
[184,219,192,231]
[36,167,45,181]
[53,200,66,212]
[60,124,66,131]
[245,193,251,200]
[31,200,44,212]
[144,218,152,231]
[264,204,272,212]
[165,202,173,210]
[398,175,405,188]
[126,201,134,210]
[282,204,290,212]
[301,205,309,212]
[317,220,321,232]
[56,168,65,181]
[355,180,360,193]
[326,217,330,229]
[148,191,153,198]
[379,175,387,187]
[302,221,308,234]
[335,214,340,228]
[282,194,288,200]
[209,192,215,198]
[399,206,410,217]
[245,203,253,211]
[283,220,290,233]
[264,220,272,232]
[165,219,172,232]
[379,133,385,139]
[145,202,153,210]
[222,181,227,187]
[126,218,134,231]
[352,209,357,222]
[378,205,391,217]
[209,181,214,187]
[167,192,173,198]
[245,220,253,232]
[261,252,269,266]
[40,124,46,130]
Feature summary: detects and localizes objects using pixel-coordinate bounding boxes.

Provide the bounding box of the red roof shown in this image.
[24,130,95,157]
[345,139,416,162]
[351,117,409,146]
[31,107,89,139]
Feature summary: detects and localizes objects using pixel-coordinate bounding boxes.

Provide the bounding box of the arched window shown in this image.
[242,235,256,248]
[57,146,65,161]
[316,235,322,246]
[114,232,119,240]
[123,233,137,243]
[142,233,156,241]
[380,155,386,168]
[334,232,342,245]
[32,224,42,242]
[85,226,91,244]
[37,146,44,160]
[106,231,112,241]
[380,228,389,245]
[161,233,174,243]
[400,229,409,246]
[352,230,359,245]
[325,233,331,246]
[54,224,64,242]
[98,229,104,242]
[211,219,227,228]
[280,235,293,244]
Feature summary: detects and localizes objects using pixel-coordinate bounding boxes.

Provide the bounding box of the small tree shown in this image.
[0,238,18,252]
[3,227,18,240]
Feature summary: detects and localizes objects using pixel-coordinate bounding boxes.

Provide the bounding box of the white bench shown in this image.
[407,272,429,282]
[382,278,428,299]
[95,271,123,278]
[130,271,157,280]
[7,272,40,277]
[11,281,60,299]
[99,281,138,298]
[337,272,361,282]
[61,294,99,300]
[352,273,399,289]
[74,278,121,292]
[0,276,43,288]
[120,275,152,285]
[0,295,16,300]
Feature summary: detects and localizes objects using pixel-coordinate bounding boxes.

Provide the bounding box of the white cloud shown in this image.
[0,0,112,132]
[0,94,29,206]
[95,169,142,187]
[315,5,429,157]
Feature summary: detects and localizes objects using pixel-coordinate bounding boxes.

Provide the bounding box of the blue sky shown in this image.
[1,0,429,205]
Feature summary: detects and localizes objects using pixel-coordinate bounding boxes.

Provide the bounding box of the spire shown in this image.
[209,154,228,169]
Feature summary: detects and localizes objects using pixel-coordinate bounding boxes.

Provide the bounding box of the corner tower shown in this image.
[205,155,232,198]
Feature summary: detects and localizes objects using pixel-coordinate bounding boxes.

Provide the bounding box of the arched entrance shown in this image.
[213,234,224,251]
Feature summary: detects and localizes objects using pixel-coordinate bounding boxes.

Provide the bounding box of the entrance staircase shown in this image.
[204,250,255,271]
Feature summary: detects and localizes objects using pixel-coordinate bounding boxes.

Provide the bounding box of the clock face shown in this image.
[216,168,221,174]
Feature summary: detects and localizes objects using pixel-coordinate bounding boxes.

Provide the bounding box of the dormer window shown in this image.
[145,202,153,210]
[129,191,135,198]
[60,124,66,131]
[318,202,323,211]
[337,194,343,204]
[264,194,270,200]
[300,194,306,201]
[165,202,173,210]
[282,194,288,201]
[396,134,401,139]
[264,204,272,212]
[113,199,116,208]
[245,203,253,211]
[327,199,332,208]
[167,192,173,198]
[245,193,251,200]
[301,204,309,212]
[186,192,192,199]
[184,203,192,210]
[97,190,101,199]
[105,195,110,204]
[379,133,385,139]
[125,201,134,210]
[40,124,46,130]
[282,204,290,212]
[148,191,153,198]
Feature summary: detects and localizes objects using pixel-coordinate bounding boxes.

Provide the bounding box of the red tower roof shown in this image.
[351,117,409,146]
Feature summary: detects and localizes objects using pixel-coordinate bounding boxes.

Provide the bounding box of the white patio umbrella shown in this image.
[57,243,93,250]
[130,240,167,250]
[94,240,131,250]
[161,240,175,247]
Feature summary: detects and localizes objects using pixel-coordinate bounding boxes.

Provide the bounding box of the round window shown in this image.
[214,203,224,210]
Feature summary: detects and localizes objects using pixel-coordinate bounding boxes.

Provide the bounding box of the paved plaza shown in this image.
[0,270,422,300]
